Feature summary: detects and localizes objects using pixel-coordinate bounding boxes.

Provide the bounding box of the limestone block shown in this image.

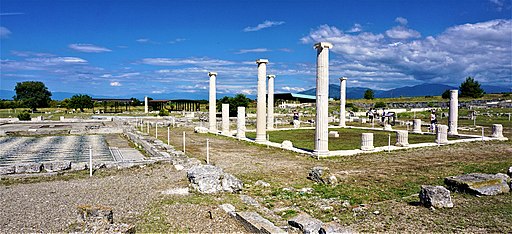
[76,204,113,224]
[419,185,454,208]
[187,165,243,194]
[43,161,72,172]
[436,125,449,144]
[320,222,353,234]
[412,119,422,133]
[491,124,504,138]
[281,140,293,149]
[255,180,270,187]
[219,203,236,217]
[0,165,15,175]
[444,173,510,196]
[237,211,286,234]
[395,130,409,147]
[288,213,323,234]
[194,126,208,133]
[293,120,300,128]
[15,162,42,173]
[307,167,337,186]
[71,162,88,171]
[328,131,339,138]
[383,124,392,131]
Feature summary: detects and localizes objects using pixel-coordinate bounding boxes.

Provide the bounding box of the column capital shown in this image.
[339,76,348,81]
[267,74,276,79]
[314,42,333,50]
[450,89,458,93]
[208,72,217,77]
[256,59,269,64]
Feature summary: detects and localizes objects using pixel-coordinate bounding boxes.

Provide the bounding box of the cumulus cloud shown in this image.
[300,19,512,87]
[136,38,150,43]
[235,48,271,54]
[347,23,363,33]
[385,26,421,39]
[110,81,122,86]
[243,20,285,32]
[69,44,112,53]
[169,38,186,44]
[395,17,408,25]
[0,26,12,38]
[281,86,306,92]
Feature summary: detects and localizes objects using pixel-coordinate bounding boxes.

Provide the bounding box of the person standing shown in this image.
[430,109,438,132]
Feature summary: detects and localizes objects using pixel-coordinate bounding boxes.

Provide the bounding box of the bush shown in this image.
[17,111,31,121]
[374,101,386,108]
[158,108,170,116]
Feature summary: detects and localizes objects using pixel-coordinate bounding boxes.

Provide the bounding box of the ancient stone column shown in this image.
[237,106,246,139]
[361,133,374,151]
[267,74,276,130]
[339,77,347,127]
[144,96,148,113]
[314,42,333,156]
[208,72,217,132]
[255,59,269,143]
[448,90,458,135]
[491,124,503,138]
[222,103,229,135]
[412,119,422,133]
[395,130,409,147]
[436,124,449,144]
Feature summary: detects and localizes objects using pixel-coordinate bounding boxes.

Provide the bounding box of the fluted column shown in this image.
[237,106,246,139]
[144,96,148,113]
[314,42,333,156]
[339,77,347,127]
[361,133,374,151]
[208,72,217,131]
[448,90,458,135]
[412,119,422,133]
[491,124,503,138]
[255,59,269,143]
[436,124,449,144]
[267,74,276,130]
[395,130,409,147]
[222,103,229,135]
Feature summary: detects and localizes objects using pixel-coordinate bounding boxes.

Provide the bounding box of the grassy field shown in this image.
[245,128,461,151]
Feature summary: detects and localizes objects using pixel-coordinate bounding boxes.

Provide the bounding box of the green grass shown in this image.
[246,128,456,151]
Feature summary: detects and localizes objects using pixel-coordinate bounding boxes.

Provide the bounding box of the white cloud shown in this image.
[347,23,363,33]
[69,44,112,53]
[11,50,54,57]
[0,12,24,16]
[141,57,236,66]
[243,20,285,32]
[169,38,186,44]
[110,81,122,86]
[151,90,164,94]
[235,48,271,54]
[385,26,421,39]
[0,26,11,38]
[281,86,306,92]
[395,17,408,25]
[300,19,512,87]
[136,38,150,43]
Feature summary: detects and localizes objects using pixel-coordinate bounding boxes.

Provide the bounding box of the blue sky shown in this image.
[1,0,511,99]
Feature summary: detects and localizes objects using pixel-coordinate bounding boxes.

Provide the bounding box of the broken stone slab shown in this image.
[43,161,72,172]
[161,188,189,195]
[419,185,453,208]
[255,180,270,187]
[194,126,209,133]
[0,165,15,175]
[219,203,236,217]
[15,162,43,173]
[240,195,260,207]
[236,211,286,234]
[307,167,337,186]
[281,140,294,149]
[187,164,243,194]
[319,222,353,234]
[444,173,510,196]
[70,162,88,171]
[288,213,323,234]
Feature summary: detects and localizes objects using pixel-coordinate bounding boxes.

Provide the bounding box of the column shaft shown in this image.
[237,106,246,139]
[222,103,229,135]
[208,72,217,131]
[448,90,458,135]
[144,96,148,113]
[267,75,276,130]
[255,59,268,142]
[339,77,347,127]
[314,42,332,156]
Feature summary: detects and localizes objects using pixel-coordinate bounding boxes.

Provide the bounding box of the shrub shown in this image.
[17,111,31,121]
[158,108,170,116]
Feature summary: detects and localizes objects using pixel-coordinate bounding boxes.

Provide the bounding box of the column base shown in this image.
[255,134,267,143]
[314,149,330,157]
[361,146,374,151]
[448,131,458,135]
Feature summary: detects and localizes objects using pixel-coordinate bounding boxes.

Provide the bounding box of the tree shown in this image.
[441,89,451,99]
[459,77,484,98]
[217,94,252,116]
[68,94,94,112]
[130,97,142,106]
[364,89,374,100]
[374,101,386,108]
[13,81,52,112]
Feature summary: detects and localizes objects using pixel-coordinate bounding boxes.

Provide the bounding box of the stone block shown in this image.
[77,204,113,224]
[15,162,42,173]
[288,213,323,234]
[444,173,510,196]
[237,211,286,234]
[419,185,453,208]
[308,167,330,184]
[187,164,243,194]
[71,162,88,171]
[219,203,236,217]
[320,222,353,234]
[0,165,15,175]
[328,131,339,138]
[194,126,209,134]
[43,161,72,172]
[281,140,293,149]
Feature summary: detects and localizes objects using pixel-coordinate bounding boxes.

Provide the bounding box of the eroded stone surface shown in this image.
[237,211,286,234]
[15,162,42,173]
[187,164,243,194]
[444,173,510,196]
[43,161,71,172]
[0,165,15,175]
[288,213,323,234]
[419,185,453,208]
[320,222,353,234]
[281,140,293,149]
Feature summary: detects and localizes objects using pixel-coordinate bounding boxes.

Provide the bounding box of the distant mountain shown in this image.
[298,83,511,99]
